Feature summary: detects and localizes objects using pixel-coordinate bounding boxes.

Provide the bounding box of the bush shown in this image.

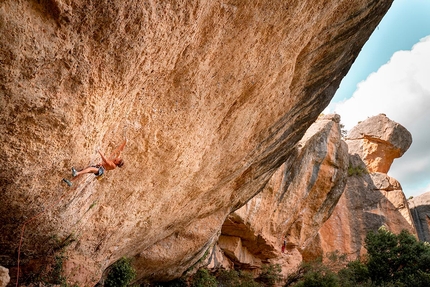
[216,269,241,287]
[338,260,371,287]
[365,227,430,287]
[294,269,339,287]
[153,278,188,287]
[105,257,136,287]
[257,264,282,287]
[190,269,217,287]
[238,270,261,287]
[347,165,368,176]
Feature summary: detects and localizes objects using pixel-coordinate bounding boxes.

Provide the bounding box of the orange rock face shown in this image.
[346,114,412,173]
[0,0,392,285]
[312,115,416,262]
[212,115,349,277]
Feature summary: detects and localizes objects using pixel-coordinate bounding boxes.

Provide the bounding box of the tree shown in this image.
[365,227,430,287]
[105,257,136,287]
[190,268,217,287]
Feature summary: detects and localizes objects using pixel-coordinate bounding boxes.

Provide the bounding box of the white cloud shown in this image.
[332,36,430,197]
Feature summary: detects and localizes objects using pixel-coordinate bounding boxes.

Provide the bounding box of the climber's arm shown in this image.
[98,150,111,165]
[110,139,127,158]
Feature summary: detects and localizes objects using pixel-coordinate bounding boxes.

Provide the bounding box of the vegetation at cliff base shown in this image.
[285,227,430,287]
[105,257,136,287]
[151,264,282,287]
[132,229,430,287]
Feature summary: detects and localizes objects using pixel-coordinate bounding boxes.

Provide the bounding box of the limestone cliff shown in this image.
[0,0,392,285]
[409,193,430,242]
[208,115,348,276]
[311,114,416,261]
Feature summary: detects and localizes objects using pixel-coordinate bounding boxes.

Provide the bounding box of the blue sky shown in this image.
[333,0,430,103]
[327,0,430,197]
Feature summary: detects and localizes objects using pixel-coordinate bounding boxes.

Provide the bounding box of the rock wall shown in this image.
[310,114,416,261]
[409,193,430,242]
[208,115,349,276]
[0,266,10,287]
[0,0,392,285]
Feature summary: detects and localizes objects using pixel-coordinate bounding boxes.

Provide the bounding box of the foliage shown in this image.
[238,270,262,287]
[153,278,188,287]
[365,227,430,287]
[285,259,339,287]
[257,264,283,287]
[51,252,67,286]
[285,228,430,287]
[294,269,339,287]
[190,268,217,287]
[216,269,241,287]
[215,269,262,287]
[105,257,136,287]
[339,123,347,138]
[347,165,368,176]
[337,260,371,287]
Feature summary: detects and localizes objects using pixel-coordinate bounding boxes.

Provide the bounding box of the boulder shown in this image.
[409,192,430,242]
[346,114,412,173]
[0,0,392,284]
[0,266,9,287]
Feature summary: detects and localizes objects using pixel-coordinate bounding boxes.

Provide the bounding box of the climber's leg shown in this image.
[72,166,99,177]
[62,178,73,187]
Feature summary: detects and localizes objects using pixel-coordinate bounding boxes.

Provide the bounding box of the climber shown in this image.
[281,236,287,253]
[62,139,126,186]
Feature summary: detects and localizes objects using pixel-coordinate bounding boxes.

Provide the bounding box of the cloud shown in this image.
[331,36,430,197]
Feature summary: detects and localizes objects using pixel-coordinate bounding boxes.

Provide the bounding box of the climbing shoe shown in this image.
[72,167,78,177]
[63,178,72,187]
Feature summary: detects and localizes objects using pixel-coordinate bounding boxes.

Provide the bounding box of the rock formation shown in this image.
[310,114,416,261]
[409,192,430,242]
[346,114,412,173]
[208,114,349,276]
[0,266,10,287]
[0,0,392,285]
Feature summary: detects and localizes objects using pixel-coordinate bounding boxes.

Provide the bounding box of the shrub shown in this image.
[216,269,241,287]
[154,278,188,287]
[365,227,430,287]
[190,268,217,287]
[347,165,368,176]
[294,269,339,287]
[238,270,261,287]
[257,264,282,287]
[337,260,371,287]
[105,257,136,287]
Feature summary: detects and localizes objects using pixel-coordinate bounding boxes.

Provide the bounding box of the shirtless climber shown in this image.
[62,139,126,186]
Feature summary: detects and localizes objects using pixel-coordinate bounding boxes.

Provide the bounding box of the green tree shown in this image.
[216,269,241,287]
[294,269,339,287]
[190,268,217,287]
[337,260,371,287]
[105,257,136,287]
[257,264,283,287]
[365,227,430,287]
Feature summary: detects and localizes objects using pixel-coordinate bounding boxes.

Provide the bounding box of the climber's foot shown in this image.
[63,178,72,187]
[72,167,78,177]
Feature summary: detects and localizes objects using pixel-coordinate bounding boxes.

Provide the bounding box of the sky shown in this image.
[325,0,430,197]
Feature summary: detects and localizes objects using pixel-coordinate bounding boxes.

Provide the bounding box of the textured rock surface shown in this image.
[409,192,430,242]
[213,115,349,276]
[312,115,416,261]
[0,266,10,287]
[0,0,392,285]
[346,114,412,173]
